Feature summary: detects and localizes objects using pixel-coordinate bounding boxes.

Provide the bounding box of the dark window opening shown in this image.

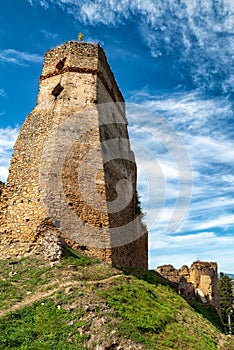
[56,57,66,70]
[52,83,64,98]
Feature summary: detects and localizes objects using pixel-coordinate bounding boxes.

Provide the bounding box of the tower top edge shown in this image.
[44,41,103,57]
[41,41,124,103]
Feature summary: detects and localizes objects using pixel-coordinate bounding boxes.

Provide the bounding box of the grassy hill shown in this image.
[0,249,233,350]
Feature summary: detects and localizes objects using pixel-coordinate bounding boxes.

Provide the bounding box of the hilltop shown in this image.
[0,249,233,350]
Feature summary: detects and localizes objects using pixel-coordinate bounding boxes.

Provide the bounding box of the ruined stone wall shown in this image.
[188,261,220,312]
[0,42,148,269]
[157,261,220,312]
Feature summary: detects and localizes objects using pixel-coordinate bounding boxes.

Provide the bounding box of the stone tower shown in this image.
[0,42,148,269]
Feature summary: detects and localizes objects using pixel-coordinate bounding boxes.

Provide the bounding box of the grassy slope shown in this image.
[0,250,233,350]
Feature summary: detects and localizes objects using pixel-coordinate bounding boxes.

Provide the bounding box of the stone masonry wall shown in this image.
[0,42,148,269]
[157,261,221,313]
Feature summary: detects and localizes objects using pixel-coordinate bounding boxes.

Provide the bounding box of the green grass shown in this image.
[0,249,95,312]
[0,299,88,350]
[190,300,225,331]
[99,273,223,349]
[0,257,53,309]
[0,253,233,349]
[102,278,177,333]
[58,246,95,267]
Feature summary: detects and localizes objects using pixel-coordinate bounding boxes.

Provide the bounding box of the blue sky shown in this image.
[0,0,233,272]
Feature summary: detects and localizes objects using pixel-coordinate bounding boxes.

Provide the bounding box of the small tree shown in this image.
[219,272,234,333]
[135,191,142,215]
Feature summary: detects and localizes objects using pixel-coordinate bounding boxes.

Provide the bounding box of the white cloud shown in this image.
[192,197,234,212]
[149,248,234,273]
[28,0,49,9]
[41,29,58,40]
[0,127,19,182]
[193,214,234,231]
[39,0,49,9]
[0,49,43,66]
[34,0,233,94]
[0,166,9,182]
[127,90,233,241]
[130,90,233,136]
[128,102,194,233]
[174,209,234,235]
[0,88,6,98]
[186,134,234,162]
[150,231,217,250]
[223,174,234,184]
[149,231,234,272]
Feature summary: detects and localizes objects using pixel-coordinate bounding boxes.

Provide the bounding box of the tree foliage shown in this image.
[219,272,234,326]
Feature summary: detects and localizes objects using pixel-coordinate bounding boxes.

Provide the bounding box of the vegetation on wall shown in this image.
[135,191,143,216]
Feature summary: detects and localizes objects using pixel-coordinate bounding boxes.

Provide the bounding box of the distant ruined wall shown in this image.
[157,261,221,313]
[0,42,148,269]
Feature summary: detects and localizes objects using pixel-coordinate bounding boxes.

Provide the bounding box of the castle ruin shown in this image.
[0,41,148,269]
[157,261,221,313]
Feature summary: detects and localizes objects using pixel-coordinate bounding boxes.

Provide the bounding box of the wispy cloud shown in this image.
[0,127,19,182]
[129,90,233,136]
[0,88,6,98]
[27,0,49,9]
[149,230,234,271]
[41,29,58,40]
[128,90,233,241]
[31,0,234,95]
[128,102,194,233]
[0,49,43,66]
